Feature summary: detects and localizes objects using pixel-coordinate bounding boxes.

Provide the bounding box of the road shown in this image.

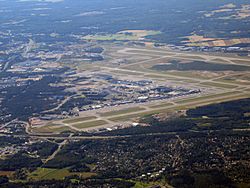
[42,133,73,164]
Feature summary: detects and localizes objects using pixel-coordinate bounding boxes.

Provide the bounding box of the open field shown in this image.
[119,60,231,80]
[83,30,161,41]
[126,50,174,56]
[149,102,174,109]
[197,123,212,127]
[214,73,250,85]
[108,112,150,122]
[200,81,237,89]
[110,70,144,76]
[178,55,206,60]
[99,107,145,117]
[169,93,250,110]
[71,120,108,130]
[231,59,250,65]
[28,168,69,181]
[215,79,250,86]
[63,116,97,124]
[174,91,240,104]
[108,93,250,122]
[163,71,210,80]
[32,125,75,134]
[28,168,96,181]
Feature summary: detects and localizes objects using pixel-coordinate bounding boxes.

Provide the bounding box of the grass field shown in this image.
[214,79,250,86]
[145,74,197,83]
[99,107,145,117]
[28,168,96,181]
[174,91,239,104]
[133,181,153,188]
[111,70,144,76]
[200,82,237,89]
[197,123,212,127]
[231,59,250,65]
[83,30,161,41]
[211,58,228,63]
[28,168,69,181]
[178,55,206,60]
[109,93,250,122]
[126,50,174,56]
[72,120,107,129]
[214,74,250,86]
[32,125,75,134]
[149,103,174,109]
[108,112,149,122]
[63,116,97,124]
[163,71,210,80]
[172,94,250,110]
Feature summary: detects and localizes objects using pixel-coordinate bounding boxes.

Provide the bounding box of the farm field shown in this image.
[28,168,96,181]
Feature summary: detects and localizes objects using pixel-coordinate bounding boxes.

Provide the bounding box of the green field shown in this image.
[83,30,161,41]
[214,78,250,86]
[127,50,174,56]
[33,125,75,134]
[99,107,145,117]
[145,74,197,83]
[28,168,96,181]
[109,93,250,122]
[72,120,107,129]
[214,73,250,86]
[231,59,250,65]
[197,123,212,127]
[111,70,144,76]
[84,34,139,41]
[212,58,229,63]
[28,168,69,181]
[172,94,250,111]
[163,71,208,79]
[149,103,174,109]
[63,116,97,124]
[108,111,162,122]
[200,82,237,89]
[174,91,239,104]
[178,55,206,60]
